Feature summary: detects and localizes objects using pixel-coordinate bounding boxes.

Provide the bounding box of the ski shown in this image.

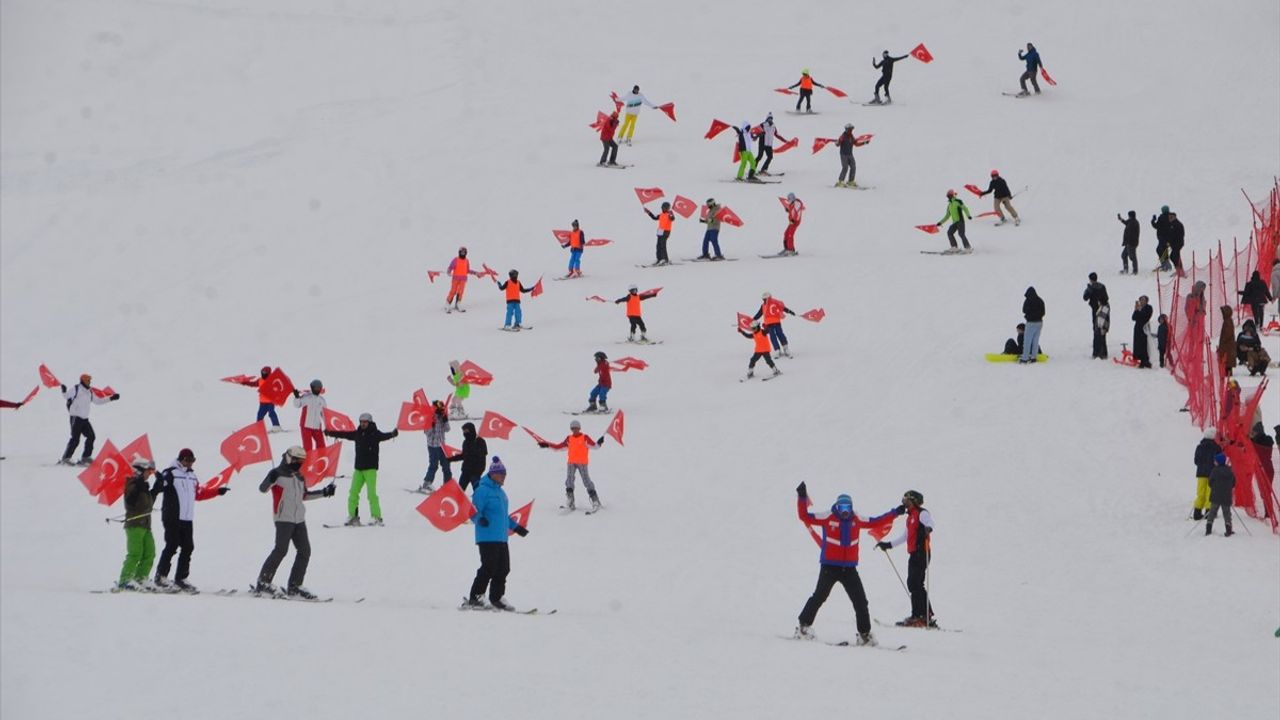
[875,618,961,633]
[405,486,434,495]
[1001,92,1031,98]
[459,598,554,615]
[826,641,907,651]
[761,373,784,382]
[861,102,896,107]
[758,253,799,259]
[323,523,384,529]
[785,110,820,115]
[585,505,603,515]
[596,164,632,170]
[757,171,786,177]
[444,307,467,313]
[616,339,663,345]
[920,250,965,255]
[720,178,783,185]
[552,275,584,281]
[564,410,610,416]
[498,326,533,332]
[636,262,683,268]
[682,257,739,263]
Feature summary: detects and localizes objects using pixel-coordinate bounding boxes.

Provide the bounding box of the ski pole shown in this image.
[106,511,154,524]
[1232,507,1254,536]
[880,547,910,597]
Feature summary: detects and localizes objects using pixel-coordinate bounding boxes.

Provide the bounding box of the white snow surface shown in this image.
[3,1,1279,717]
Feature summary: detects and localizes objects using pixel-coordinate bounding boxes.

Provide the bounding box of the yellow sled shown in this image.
[985,353,1049,363]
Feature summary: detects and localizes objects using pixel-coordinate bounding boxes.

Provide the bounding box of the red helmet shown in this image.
[990,169,1000,177]
[946,189,957,198]
[260,366,272,376]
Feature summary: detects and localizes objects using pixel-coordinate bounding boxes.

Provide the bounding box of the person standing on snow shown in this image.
[937,189,973,253]
[788,69,825,113]
[117,458,159,591]
[1082,273,1109,359]
[446,421,488,493]
[1016,42,1043,96]
[753,292,797,357]
[537,420,605,512]
[779,192,804,255]
[236,366,285,432]
[733,121,758,182]
[447,360,471,420]
[445,246,473,313]
[463,457,529,611]
[1020,287,1045,363]
[58,373,119,466]
[1205,453,1236,536]
[1217,305,1236,376]
[756,113,790,175]
[644,201,675,266]
[979,170,1020,226]
[498,269,535,330]
[739,320,781,378]
[1151,206,1174,272]
[870,50,910,104]
[615,284,658,342]
[835,124,868,188]
[1192,427,1222,521]
[324,413,398,526]
[586,351,612,414]
[1156,314,1170,368]
[255,446,337,599]
[420,400,452,493]
[562,220,586,278]
[598,111,621,167]
[698,199,726,260]
[793,482,897,645]
[1117,211,1141,274]
[616,85,659,146]
[1249,422,1276,521]
[292,380,328,452]
[153,448,229,592]
[876,490,934,627]
[1093,299,1111,361]
[1238,270,1273,328]
[1132,296,1154,368]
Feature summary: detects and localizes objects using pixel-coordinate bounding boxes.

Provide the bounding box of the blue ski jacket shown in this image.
[472,475,517,543]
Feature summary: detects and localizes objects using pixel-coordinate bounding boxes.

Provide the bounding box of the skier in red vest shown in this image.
[562,220,586,278]
[586,351,611,414]
[753,292,797,357]
[876,490,935,627]
[615,285,658,342]
[739,321,781,378]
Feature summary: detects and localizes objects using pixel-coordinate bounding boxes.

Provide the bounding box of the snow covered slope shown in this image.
[2,0,1278,717]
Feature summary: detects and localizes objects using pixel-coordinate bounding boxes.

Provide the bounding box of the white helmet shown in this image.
[285,446,306,461]
[569,420,582,430]
[762,292,772,300]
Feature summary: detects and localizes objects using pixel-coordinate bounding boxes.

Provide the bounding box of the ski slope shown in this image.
[2,0,1278,717]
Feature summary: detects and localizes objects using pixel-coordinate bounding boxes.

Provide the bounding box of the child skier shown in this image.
[644,201,675,266]
[740,321,781,378]
[753,292,797,357]
[58,373,120,465]
[586,351,611,413]
[324,412,399,526]
[420,400,452,493]
[255,446,337,599]
[1205,453,1236,536]
[117,458,159,591]
[1016,42,1043,96]
[464,457,529,611]
[237,366,284,432]
[292,380,328,452]
[1192,428,1222,520]
[794,482,897,645]
[447,360,471,419]
[615,285,658,342]
[788,69,825,113]
[153,448,229,592]
[598,111,621,167]
[732,121,758,182]
[870,51,909,104]
[616,85,658,145]
[876,490,934,627]
[447,421,489,493]
[445,246,472,313]
[779,193,804,255]
[979,170,1020,226]
[498,269,534,330]
[937,190,973,254]
[562,220,585,278]
[697,199,725,260]
[756,113,789,175]
[537,420,605,512]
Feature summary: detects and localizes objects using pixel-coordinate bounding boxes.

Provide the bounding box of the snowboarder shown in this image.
[324,412,398,526]
[616,85,659,145]
[1192,427,1222,521]
[445,246,472,313]
[1016,42,1043,96]
[58,374,119,465]
[1083,273,1110,358]
[1151,207,1174,272]
[561,220,585,278]
[740,320,781,378]
[876,490,934,627]
[779,192,804,255]
[498,269,534,329]
[1118,211,1141,274]
[870,50,909,104]
[420,400,452,493]
[255,446,337,598]
[1020,287,1045,363]
[598,110,621,167]
[236,366,285,432]
[447,421,488,493]
[616,284,658,342]
[835,124,867,188]
[463,457,529,611]
[117,458,159,591]
[753,292,797,357]
[1157,314,1169,368]
[292,379,328,452]
[537,420,605,512]
[153,448,229,592]
[1238,270,1273,328]
[447,360,470,420]
[733,121,758,181]
[644,201,675,266]
[697,199,725,260]
[979,170,1020,226]
[1205,453,1235,536]
[788,69,825,113]
[756,113,789,175]
[793,481,897,645]
[1132,296,1154,368]
[937,189,973,254]
[586,351,611,413]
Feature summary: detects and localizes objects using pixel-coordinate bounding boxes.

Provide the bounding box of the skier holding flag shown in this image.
[445,246,471,313]
[979,170,1020,226]
[255,446,338,599]
[739,320,781,379]
[498,269,535,330]
[537,420,605,513]
[324,412,399,526]
[643,201,675,266]
[153,448,229,592]
[561,220,586,278]
[937,189,973,254]
[876,490,935,628]
[585,351,611,414]
[598,111,621,167]
[788,69,825,113]
[58,373,120,466]
[753,292,796,357]
[835,125,867,188]
[733,121,758,182]
[756,113,790,175]
[779,193,804,255]
[1016,42,1043,97]
[615,284,658,342]
[447,360,471,420]
[463,457,529,611]
[616,85,659,145]
[236,366,285,432]
[870,50,909,105]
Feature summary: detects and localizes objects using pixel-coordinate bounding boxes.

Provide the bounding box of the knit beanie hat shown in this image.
[489,456,507,476]
[1213,452,1227,465]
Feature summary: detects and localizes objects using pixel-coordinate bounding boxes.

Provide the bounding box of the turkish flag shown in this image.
[855,134,873,145]
[610,91,623,112]
[607,410,625,446]
[531,277,544,298]
[427,270,441,283]
[220,421,273,471]
[20,385,39,404]
[478,411,517,440]
[301,443,341,488]
[552,229,572,244]
[397,401,433,431]
[586,295,607,303]
[975,210,1002,219]
[910,43,934,63]
[801,308,826,323]
[79,439,124,496]
[1040,67,1057,86]
[95,446,133,507]
[508,500,533,535]
[90,386,115,399]
[775,137,798,154]
[412,388,431,408]
[585,238,612,247]
[704,119,730,139]
[614,356,649,370]
[479,263,499,280]
[737,312,754,332]
[323,408,356,432]
[916,224,941,234]
[201,466,236,493]
[589,110,609,129]
[38,364,60,388]
[965,184,983,197]
[719,207,744,228]
[119,434,154,466]
[221,374,256,385]
[657,102,676,121]
[457,360,494,386]
[774,87,797,95]
[812,138,837,154]
[635,187,665,205]
[825,86,848,98]
[671,195,697,219]
[260,368,294,406]
[865,514,896,541]
[416,480,475,532]
[522,426,552,446]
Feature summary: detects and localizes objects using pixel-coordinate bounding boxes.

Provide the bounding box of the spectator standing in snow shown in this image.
[1083,273,1109,359]
[1238,270,1273,328]
[1192,428,1221,521]
[1204,453,1235,537]
[1020,287,1045,363]
[1118,211,1141,274]
[1132,296,1154,368]
[1157,314,1170,368]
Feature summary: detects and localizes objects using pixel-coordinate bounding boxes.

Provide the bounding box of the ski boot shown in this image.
[116,579,141,592]
[598,401,608,412]
[462,595,486,610]
[57,457,74,466]
[564,489,576,511]
[856,632,878,647]
[961,247,973,254]
[419,481,434,494]
[746,370,755,379]
[868,97,882,105]
[269,425,285,433]
[252,581,280,597]
[588,490,601,512]
[897,616,927,628]
[1205,523,1213,536]
[834,181,846,188]
[627,333,635,342]
[586,400,599,414]
[1224,528,1234,537]
[490,597,515,612]
[639,334,648,342]
[1015,90,1029,97]
[995,218,1007,226]
[369,518,384,526]
[345,515,362,527]
[794,625,815,640]
[135,578,159,592]
[781,345,792,358]
[77,457,93,466]
[287,586,317,600]
[174,579,198,593]
[1192,509,1203,521]
[772,367,782,377]
[884,96,892,105]
[153,575,172,590]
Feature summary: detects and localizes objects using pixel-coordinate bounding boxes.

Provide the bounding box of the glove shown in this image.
[895,504,907,516]
[322,484,336,497]
[217,487,230,496]
[596,436,606,446]
[477,516,490,527]
[60,384,66,392]
[513,525,529,537]
[795,481,807,498]
[110,393,120,400]
[293,389,301,398]
[538,442,549,449]
[876,541,892,551]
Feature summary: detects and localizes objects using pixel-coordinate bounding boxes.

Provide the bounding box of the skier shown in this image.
[255,446,337,598]
[117,458,159,591]
[463,457,529,611]
[1151,207,1174,272]
[445,246,471,313]
[876,490,934,627]
[870,50,909,104]
[153,448,229,592]
[420,400,452,493]
[1204,453,1235,536]
[58,374,119,465]
[236,366,285,432]
[616,85,659,145]
[697,199,725,260]
[756,113,790,175]
[1132,295,1154,368]
[537,420,605,512]
[733,121,758,181]
[937,189,973,254]
[446,360,471,419]
[1217,306,1236,376]
[1082,273,1110,358]
[561,220,585,278]
[753,292,797,357]
[1157,314,1170,367]
[292,379,328,452]
[498,269,534,330]
[586,351,611,413]
[835,124,868,188]
[1016,42,1043,96]
[1238,270,1273,328]
[793,481,897,645]
[1249,422,1276,521]
[979,170,1020,226]
[598,110,621,167]
[788,69,825,113]
[739,320,781,378]
[1117,211,1141,274]
[615,284,658,342]
[324,412,399,526]
[1192,427,1222,521]
[643,201,675,266]
[779,192,804,255]
[446,421,488,493]
[1020,287,1045,363]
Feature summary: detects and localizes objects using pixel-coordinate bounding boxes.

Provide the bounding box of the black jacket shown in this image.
[1132,304,1153,331]
[447,432,489,479]
[1120,216,1140,246]
[1207,465,1235,505]
[1239,275,1272,305]
[1022,289,1045,322]
[1157,321,1169,351]
[983,177,1012,199]
[1083,281,1109,312]
[1167,219,1185,248]
[1151,212,1172,242]
[1194,438,1222,477]
[325,423,398,471]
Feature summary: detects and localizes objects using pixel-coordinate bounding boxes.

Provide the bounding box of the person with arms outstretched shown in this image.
[616,85,658,145]
[644,201,675,266]
[788,69,825,112]
[870,50,909,104]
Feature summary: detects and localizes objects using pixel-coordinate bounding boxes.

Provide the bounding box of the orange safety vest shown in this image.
[255,378,272,404]
[453,257,470,277]
[505,281,522,302]
[800,75,814,90]
[753,329,771,353]
[567,433,590,464]
[657,212,673,233]
[569,230,584,250]
[626,294,642,317]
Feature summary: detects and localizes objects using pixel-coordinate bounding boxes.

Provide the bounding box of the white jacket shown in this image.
[62,383,111,419]
[759,119,782,148]
[620,91,657,116]
[167,463,201,522]
[294,391,327,430]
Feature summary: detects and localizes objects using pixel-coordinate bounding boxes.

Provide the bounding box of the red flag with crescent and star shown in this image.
[200,466,237,494]
[323,408,356,433]
[417,480,476,532]
[301,443,341,488]
[38,364,61,388]
[78,439,124,497]
[478,411,517,440]
[607,410,625,446]
[508,500,533,535]
[260,368,295,407]
[220,421,273,471]
[397,401,433,431]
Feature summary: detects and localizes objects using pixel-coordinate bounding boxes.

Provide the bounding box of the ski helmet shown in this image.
[802,68,810,75]
[833,494,854,519]
[1161,205,1170,214]
[844,123,854,130]
[310,379,323,393]
[131,457,155,471]
[594,351,607,361]
[285,446,306,462]
[706,198,716,206]
[629,284,638,292]
[903,490,924,506]
[946,189,957,198]
[762,292,772,300]
[632,85,640,93]
[508,269,518,278]
[572,219,580,228]
[661,201,671,210]
[177,448,195,463]
[458,246,467,255]
[991,169,1000,177]
[80,373,92,384]
[260,365,272,376]
[787,192,796,203]
[358,412,373,423]
[569,420,582,430]
[1204,427,1217,439]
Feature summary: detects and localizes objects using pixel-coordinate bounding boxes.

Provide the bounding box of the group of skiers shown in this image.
[1191,423,1279,533]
